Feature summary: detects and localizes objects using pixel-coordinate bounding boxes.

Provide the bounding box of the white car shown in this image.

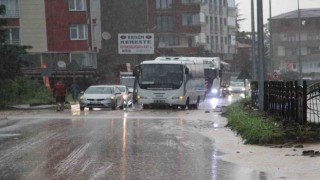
[228,81,246,93]
[80,85,123,111]
[114,85,133,109]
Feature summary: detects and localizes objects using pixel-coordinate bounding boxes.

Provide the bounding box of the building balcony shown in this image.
[180,25,201,33]
[5,39,20,45]
[0,10,19,18]
[178,3,200,11]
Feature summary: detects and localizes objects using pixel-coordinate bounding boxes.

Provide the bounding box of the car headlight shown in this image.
[123,94,128,100]
[228,87,232,91]
[211,89,218,94]
[80,95,85,100]
[242,87,245,91]
[110,96,115,100]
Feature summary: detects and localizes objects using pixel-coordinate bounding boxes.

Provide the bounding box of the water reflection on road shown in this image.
[0,94,267,180]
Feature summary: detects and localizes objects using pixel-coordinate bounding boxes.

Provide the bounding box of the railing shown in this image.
[251,80,313,124]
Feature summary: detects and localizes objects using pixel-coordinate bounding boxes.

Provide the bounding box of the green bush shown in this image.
[0,76,54,108]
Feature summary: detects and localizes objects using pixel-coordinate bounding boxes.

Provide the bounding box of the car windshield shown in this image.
[230,82,244,87]
[85,86,114,94]
[116,86,126,93]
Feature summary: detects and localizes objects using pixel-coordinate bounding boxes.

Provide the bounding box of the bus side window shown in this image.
[185,67,189,75]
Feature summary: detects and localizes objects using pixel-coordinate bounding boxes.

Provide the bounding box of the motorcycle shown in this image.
[221,86,230,97]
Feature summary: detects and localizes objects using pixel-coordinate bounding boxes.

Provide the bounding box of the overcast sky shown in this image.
[235,0,320,31]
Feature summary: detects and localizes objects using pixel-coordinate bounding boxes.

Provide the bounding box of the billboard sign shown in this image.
[118,33,154,54]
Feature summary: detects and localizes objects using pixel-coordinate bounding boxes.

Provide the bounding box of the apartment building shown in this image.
[0,0,101,79]
[272,9,320,79]
[99,0,236,68]
[147,0,236,59]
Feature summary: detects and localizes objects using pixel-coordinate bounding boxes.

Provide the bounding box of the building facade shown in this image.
[0,0,101,79]
[272,8,320,79]
[147,0,236,59]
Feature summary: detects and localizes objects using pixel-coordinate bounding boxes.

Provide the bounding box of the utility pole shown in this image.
[251,0,257,81]
[298,0,302,84]
[269,0,273,74]
[257,0,265,110]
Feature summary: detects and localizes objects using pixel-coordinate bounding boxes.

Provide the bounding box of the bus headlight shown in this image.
[172,96,184,100]
[137,96,147,99]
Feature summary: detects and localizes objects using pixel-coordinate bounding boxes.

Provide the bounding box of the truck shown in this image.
[120,71,135,93]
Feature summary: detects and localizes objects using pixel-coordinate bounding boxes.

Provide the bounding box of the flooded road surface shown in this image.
[0,95,266,180]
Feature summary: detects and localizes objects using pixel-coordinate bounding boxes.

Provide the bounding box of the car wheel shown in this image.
[80,106,84,111]
[119,103,124,110]
[112,101,117,110]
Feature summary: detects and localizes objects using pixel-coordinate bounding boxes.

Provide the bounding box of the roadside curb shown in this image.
[9,104,56,110]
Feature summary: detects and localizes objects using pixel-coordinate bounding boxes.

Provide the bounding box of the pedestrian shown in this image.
[70,82,80,103]
[53,80,67,111]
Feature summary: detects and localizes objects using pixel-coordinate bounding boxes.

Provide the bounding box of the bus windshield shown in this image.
[139,64,183,90]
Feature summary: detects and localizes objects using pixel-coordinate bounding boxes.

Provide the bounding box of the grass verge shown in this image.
[224,99,320,145]
[224,99,286,145]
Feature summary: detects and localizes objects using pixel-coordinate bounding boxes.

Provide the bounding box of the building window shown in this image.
[156,0,172,9]
[68,0,86,11]
[0,0,19,17]
[4,28,20,45]
[156,16,173,32]
[307,33,320,41]
[70,24,87,40]
[285,33,296,42]
[168,36,179,46]
[285,48,297,56]
[307,47,320,55]
[182,13,200,26]
[182,0,200,4]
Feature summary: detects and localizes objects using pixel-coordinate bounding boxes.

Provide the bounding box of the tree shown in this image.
[0,5,31,82]
[233,4,252,75]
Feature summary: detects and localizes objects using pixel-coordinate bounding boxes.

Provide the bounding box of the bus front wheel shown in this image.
[180,98,189,110]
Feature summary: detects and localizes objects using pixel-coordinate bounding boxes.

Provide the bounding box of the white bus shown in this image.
[133,57,206,109]
[158,57,230,97]
[196,57,230,97]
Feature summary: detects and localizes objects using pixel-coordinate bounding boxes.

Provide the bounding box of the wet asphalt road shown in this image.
[0,94,267,180]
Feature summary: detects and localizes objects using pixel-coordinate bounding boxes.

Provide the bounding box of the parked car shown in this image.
[79,85,123,111]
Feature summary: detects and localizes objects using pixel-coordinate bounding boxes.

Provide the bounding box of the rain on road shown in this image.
[0,94,267,180]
